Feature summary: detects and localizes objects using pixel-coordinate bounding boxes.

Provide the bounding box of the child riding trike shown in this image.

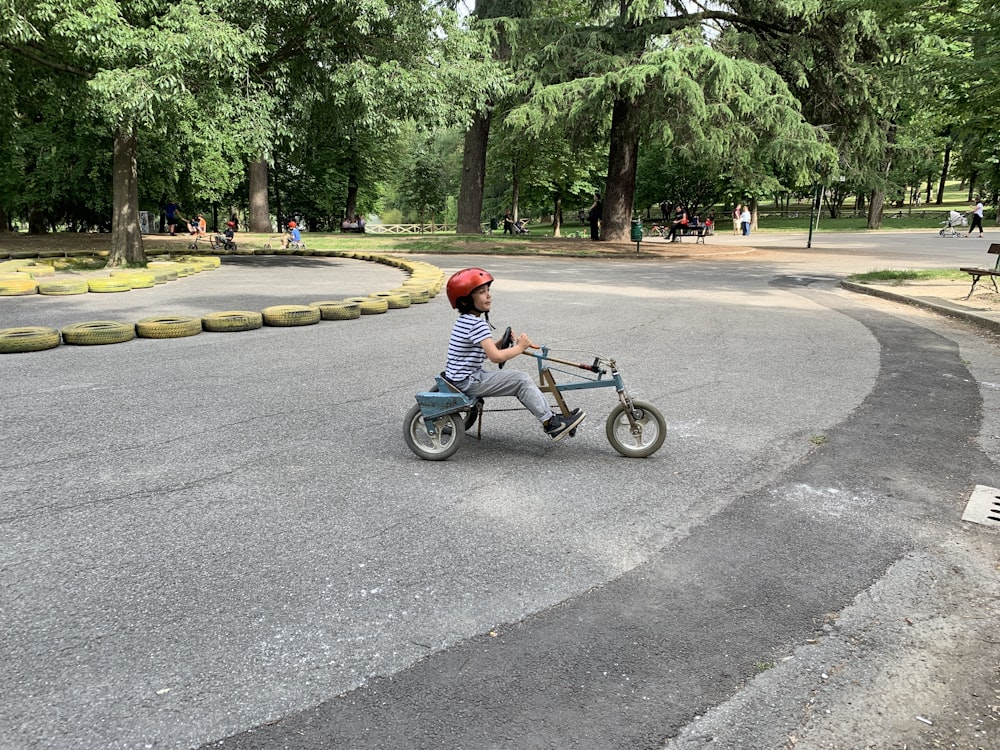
[403,329,666,460]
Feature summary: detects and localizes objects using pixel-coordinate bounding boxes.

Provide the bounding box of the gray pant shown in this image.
[455,369,552,423]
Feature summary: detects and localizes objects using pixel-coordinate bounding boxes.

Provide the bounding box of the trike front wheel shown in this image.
[605,400,666,458]
[403,403,465,461]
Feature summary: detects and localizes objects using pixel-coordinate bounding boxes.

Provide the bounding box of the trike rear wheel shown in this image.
[403,403,465,461]
[605,400,666,458]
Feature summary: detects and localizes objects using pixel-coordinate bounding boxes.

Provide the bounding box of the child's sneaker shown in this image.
[543,409,586,442]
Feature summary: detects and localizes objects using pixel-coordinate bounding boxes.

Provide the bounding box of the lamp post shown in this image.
[807,182,821,249]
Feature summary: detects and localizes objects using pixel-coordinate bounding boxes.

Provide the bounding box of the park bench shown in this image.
[959,244,1000,299]
[670,223,713,244]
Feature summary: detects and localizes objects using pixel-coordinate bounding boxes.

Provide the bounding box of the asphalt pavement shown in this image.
[2,230,999,750]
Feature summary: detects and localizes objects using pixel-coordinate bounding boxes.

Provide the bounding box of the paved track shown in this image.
[2,232,998,749]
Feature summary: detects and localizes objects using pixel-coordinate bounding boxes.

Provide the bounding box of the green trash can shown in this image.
[630,218,643,242]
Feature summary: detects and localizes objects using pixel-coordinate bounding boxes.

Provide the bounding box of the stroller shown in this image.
[939,210,968,238]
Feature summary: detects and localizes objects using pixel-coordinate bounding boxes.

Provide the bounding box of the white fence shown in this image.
[366,223,457,234]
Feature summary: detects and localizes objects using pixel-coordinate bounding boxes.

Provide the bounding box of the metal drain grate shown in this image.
[961,485,1000,528]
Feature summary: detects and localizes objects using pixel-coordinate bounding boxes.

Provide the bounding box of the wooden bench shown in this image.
[960,244,1000,299]
[669,224,714,245]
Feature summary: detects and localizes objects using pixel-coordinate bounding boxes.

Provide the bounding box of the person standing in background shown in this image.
[588,193,603,241]
[164,200,179,236]
[740,205,751,236]
[732,205,742,236]
[969,197,985,238]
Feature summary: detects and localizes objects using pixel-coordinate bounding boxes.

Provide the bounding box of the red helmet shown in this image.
[446,268,493,309]
[226,221,236,228]
[287,220,297,228]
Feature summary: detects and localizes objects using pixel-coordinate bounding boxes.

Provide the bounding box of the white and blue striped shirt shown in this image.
[445,314,491,381]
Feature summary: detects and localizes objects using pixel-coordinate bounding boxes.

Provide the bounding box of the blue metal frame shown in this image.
[525,345,624,394]
[413,348,627,428]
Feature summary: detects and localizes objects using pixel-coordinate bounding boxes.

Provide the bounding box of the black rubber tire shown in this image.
[403,403,465,461]
[605,400,666,458]
[61,321,136,346]
[0,326,61,353]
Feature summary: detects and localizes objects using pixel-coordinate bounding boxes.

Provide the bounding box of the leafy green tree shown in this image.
[0,0,264,264]
[238,0,482,232]
[474,2,828,241]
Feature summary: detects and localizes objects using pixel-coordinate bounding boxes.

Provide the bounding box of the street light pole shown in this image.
[807,182,821,248]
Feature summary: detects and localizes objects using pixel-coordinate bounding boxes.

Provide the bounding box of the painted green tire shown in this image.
[38,279,90,295]
[310,301,361,320]
[0,326,61,353]
[202,310,264,332]
[136,316,203,338]
[262,305,322,326]
[61,321,136,346]
[88,277,132,293]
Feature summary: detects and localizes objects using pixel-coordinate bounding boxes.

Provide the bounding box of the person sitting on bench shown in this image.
[667,205,688,241]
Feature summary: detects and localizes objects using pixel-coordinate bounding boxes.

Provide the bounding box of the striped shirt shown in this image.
[445,314,491,381]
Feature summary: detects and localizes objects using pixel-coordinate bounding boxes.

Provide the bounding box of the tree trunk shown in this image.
[457,113,490,234]
[936,143,951,205]
[106,126,145,267]
[248,156,271,232]
[345,176,359,224]
[868,189,885,229]
[603,98,641,242]
[510,160,520,223]
[27,205,46,234]
[552,191,562,238]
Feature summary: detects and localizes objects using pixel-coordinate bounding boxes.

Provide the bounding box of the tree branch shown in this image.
[2,40,93,78]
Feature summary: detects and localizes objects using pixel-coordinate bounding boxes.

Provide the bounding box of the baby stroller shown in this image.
[513,218,529,235]
[939,210,968,238]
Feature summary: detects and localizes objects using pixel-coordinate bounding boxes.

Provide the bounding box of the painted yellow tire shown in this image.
[394,287,430,303]
[38,279,90,295]
[146,268,177,283]
[371,292,411,309]
[22,265,55,277]
[0,272,34,281]
[309,301,361,320]
[177,256,219,269]
[343,297,388,315]
[0,278,38,295]
[0,326,61,353]
[262,305,322,327]
[202,310,264,332]
[88,277,132,293]
[109,271,156,289]
[61,321,136,346]
[136,316,203,338]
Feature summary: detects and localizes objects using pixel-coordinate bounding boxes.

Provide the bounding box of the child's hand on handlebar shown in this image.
[515,332,534,351]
